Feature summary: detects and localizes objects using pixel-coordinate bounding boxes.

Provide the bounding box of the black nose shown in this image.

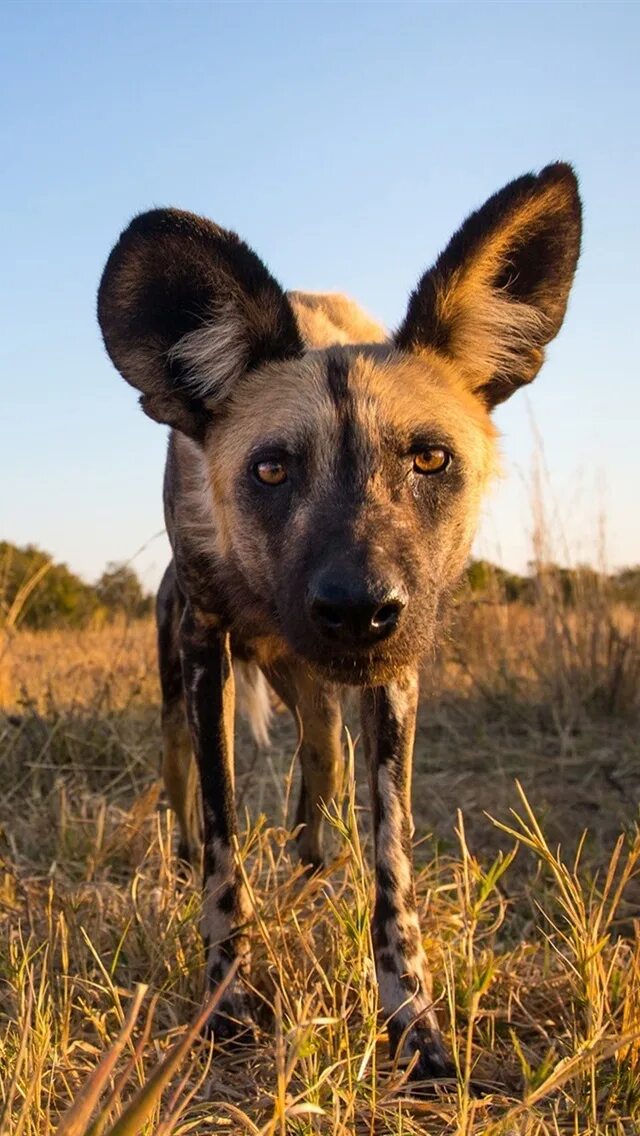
[308,576,407,646]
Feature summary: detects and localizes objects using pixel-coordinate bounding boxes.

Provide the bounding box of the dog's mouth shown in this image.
[288,638,414,687]
[309,653,401,687]
[278,594,434,686]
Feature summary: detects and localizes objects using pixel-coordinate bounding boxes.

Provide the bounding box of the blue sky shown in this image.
[2,0,638,591]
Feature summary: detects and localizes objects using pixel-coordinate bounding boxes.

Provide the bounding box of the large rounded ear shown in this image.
[97,209,304,440]
[395,163,582,407]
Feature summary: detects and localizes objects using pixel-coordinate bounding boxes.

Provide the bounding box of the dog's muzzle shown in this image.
[307,570,407,649]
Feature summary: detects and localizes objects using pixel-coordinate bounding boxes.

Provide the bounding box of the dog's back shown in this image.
[288,291,387,348]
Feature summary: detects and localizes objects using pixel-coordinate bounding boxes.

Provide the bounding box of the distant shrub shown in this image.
[95,562,154,620]
[457,559,640,722]
[612,566,640,608]
[464,559,531,603]
[464,559,640,610]
[0,541,153,629]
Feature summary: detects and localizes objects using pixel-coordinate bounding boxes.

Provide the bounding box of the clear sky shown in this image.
[2,0,638,592]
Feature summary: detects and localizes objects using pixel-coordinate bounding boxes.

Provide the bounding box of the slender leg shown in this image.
[161,701,201,865]
[265,665,342,869]
[157,563,201,865]
[180,604,252,1039]
[361,670,452,1080]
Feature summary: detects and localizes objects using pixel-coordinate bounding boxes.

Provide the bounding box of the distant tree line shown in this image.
[0,541,154,629]
[464,559,640,608]
[2,540,638,631]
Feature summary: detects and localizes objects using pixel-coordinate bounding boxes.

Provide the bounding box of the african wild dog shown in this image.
[98,164,581,1080]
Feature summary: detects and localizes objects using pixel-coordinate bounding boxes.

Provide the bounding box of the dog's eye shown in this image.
[253,460,288,486]
[413,448,451,475]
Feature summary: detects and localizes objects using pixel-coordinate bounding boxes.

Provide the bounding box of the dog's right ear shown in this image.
[394,164,581,407]
[97,209,303,441]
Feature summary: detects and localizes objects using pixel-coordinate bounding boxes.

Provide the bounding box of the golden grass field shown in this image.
[1,588,639,1134]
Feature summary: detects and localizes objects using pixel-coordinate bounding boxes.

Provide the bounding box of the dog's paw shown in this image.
[295,831,326,875]
[203,996,257,1049]
[389,1019,456,1084]
[176,839,202,872]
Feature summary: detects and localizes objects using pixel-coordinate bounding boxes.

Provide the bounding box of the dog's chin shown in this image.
[308,655,404,687]
[285,636,419,687]
[280,612,432,688]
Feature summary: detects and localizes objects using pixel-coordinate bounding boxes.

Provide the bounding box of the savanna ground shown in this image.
[1,580,639,1134]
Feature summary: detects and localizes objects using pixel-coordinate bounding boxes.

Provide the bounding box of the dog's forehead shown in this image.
[221,344,495,456]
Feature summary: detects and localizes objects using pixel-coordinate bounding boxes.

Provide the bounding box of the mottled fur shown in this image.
[98,164,581,1078]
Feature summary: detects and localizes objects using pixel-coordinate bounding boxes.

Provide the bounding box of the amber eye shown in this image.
[253,459,288,486]
[413,447,450,475]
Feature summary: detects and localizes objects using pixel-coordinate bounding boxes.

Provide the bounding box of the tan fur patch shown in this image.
[289,291,387,348]
[431,181,573,389]
[347,350,499,555]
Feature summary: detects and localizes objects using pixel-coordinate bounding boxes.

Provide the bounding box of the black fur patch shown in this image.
[377,950,397,974]
[180,612,237,882]
[374,885,400,930]
[325,348,350,406]
[217,885,236,915]
[156,561,185,707]
[207,960,224,986]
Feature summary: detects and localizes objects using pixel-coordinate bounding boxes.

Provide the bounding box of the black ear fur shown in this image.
[395,163,582,407]
[97,209,303,439]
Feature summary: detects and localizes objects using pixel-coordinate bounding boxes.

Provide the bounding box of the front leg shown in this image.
[264,663,342,870]
[180,606,253,1041]
[361,671,452,1081]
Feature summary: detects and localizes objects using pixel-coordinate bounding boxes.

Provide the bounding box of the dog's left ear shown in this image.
[98,208,303,440]
[395,163,582,407]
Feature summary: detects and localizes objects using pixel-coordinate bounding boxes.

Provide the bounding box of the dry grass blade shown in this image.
[491,1025,640,1133]
[1,560,640,1136]
[3,560,54,632]
[84,991,161,1136]
[0,988,34,1136]
[102,968,236,1136]
[54,984,148,1136]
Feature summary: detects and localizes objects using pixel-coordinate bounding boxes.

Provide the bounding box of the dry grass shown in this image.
[1,596,639,1134]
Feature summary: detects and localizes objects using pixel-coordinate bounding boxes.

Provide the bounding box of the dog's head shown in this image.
[98,164,581,684]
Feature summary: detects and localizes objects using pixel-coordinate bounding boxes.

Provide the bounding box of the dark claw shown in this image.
[395,1026,497,1098]
[298,853,325,878]
[175,842,199,883]
[410,1036,456,1082]
[177,839,193,865]
[295,834,325,875]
